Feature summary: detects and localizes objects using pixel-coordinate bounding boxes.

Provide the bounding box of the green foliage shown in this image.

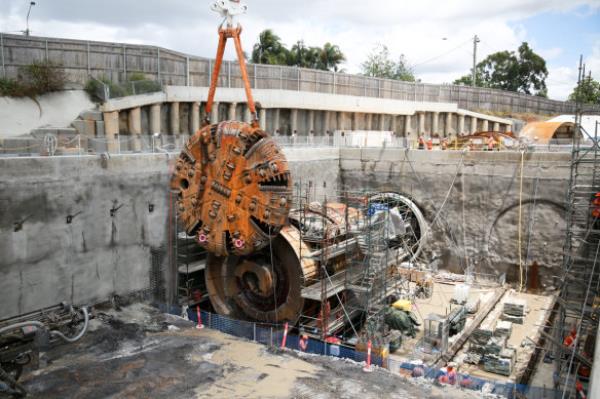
[251,29,345,72]
[84,74,162,102]
[360,44,415,82]
[569,75,600,104]
[0,60,66,97]
[454,42,548,97]
[251,29,289,65]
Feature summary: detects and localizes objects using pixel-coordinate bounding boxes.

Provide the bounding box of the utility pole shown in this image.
[472,34,480,87]
[25,2,36,37]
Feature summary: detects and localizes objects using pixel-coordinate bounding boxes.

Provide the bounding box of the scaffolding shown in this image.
[294,183,421,350]
[555,58,600,397]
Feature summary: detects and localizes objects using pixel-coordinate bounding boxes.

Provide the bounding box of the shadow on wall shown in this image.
[487,199,566,289]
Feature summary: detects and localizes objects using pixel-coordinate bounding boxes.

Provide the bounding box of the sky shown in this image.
[1,0,599,100]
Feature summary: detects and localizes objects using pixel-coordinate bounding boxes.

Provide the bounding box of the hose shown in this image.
[0,307,89,343]
[49,307,89,343]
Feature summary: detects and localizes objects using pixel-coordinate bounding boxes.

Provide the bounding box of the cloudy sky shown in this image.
[1,0,599,100]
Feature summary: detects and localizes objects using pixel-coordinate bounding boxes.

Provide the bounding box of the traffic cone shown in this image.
[363,340,373,373]
[281,322,288,348]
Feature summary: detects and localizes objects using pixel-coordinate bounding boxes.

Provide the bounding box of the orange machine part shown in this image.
[171,121,292,257]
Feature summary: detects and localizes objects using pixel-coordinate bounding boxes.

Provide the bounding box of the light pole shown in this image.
[472,34,480,87]
[25,1,36,37]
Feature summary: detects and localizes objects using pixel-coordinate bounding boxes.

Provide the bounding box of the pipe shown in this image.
[50,307,89,343]
[0,307,89,343]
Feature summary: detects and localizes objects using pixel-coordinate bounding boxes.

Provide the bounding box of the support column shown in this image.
[432,112,439,136]
[418,112,425,135]
[493,122,500,132]
[191,102,200,133]
[352,112,358,131]
[392,115,398,134]
[244,106,251,123]
[104,111,119,153]
[291,109,298,134]
[259,108,267,131]
[128,107,142,152]
[458,114,465,135]
[170,102,180,135]
[366,114,373,131]
[228,102,237,121]
[274,109,280,134]
[308,110,315,133]
[482,120,489,132]
[470,116,478,134]
[404,115,412,136]
[324,111,330,134]
[445,112,452,137]
[379,114,385,131]
[211,102,219,123]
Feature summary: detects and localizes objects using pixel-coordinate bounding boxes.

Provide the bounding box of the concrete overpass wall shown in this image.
[2,32,594,116]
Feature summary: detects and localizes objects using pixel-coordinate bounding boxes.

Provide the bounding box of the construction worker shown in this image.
[591,193,600,218]
[441,138,448,150]
[563,329,577,348]
[486,135,495,151]
[299,333,309,352]
[446,362,458,385]
[426,137,433,150]
[418,135,425,150]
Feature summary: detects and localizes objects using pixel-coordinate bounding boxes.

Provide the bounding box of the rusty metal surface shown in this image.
[171,121,292,257]
[520,121,575,144]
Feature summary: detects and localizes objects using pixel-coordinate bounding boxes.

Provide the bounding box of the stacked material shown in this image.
[468,328,493,354]
[483,354,513,376]
[464,352,482,365]
[487,336,507,355]
[494,320,513,337]
[501,299,526,325]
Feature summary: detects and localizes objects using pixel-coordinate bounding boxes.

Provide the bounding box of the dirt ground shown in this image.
[13,303,482,399]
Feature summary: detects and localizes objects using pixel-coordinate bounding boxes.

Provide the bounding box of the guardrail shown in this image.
[0,134,583,157]
[2,32,597,115]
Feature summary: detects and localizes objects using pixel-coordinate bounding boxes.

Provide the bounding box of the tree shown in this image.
[569,74,600,104]
[361,45,415,81]
[251,31,346,72]
[251,29,288,65]
[454,42,548,97]
[288,41,323,69]
[320,43,346,72]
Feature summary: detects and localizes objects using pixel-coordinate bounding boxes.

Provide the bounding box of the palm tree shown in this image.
[320,43,346,72]
[251,29,288,65]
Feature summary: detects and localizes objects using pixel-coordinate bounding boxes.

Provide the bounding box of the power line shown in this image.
[411,38,472,70]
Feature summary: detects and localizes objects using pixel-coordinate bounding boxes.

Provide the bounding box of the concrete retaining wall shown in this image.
[2,32,595,116]
[0,148,569,320]
[0,148,339,320]
[340,149,571,287]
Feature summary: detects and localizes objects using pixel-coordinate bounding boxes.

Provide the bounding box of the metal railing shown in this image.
[0,134,588,157]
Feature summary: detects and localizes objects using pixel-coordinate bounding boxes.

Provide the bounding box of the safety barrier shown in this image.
[0,133,583,157]
[185,307,562,398]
